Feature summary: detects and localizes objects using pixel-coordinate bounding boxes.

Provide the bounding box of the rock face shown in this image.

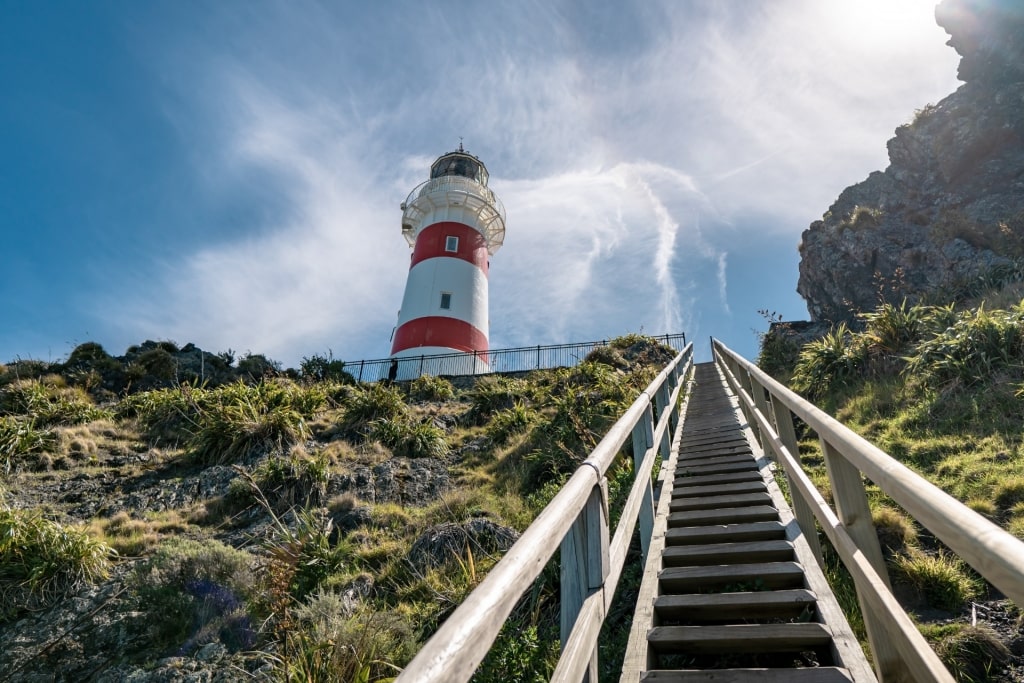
[797,0,1024,322]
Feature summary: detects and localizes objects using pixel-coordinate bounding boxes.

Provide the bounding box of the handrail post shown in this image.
[654,382,672,460]
[770,399,824,565]
[561,478,610,682]
[821,438,903,682]
[631,403,656,562]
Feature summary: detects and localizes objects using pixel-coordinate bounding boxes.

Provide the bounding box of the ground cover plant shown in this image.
[0,334,679,682]
[761,297,1024,681]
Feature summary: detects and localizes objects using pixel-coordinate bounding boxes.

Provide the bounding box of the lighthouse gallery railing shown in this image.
[349,332,687,382]
[394,343,693,682]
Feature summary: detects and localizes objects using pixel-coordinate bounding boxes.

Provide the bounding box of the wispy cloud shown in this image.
[95,0,959,366]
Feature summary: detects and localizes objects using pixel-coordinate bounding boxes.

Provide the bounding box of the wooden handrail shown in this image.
[395,344,693,683]
[713,339,1024,683]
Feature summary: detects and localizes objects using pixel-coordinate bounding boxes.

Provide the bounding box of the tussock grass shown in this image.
[0,507,113,617]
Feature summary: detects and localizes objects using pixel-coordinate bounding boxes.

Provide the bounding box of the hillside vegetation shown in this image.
[759,296,1024,681]
[0,335,675,681]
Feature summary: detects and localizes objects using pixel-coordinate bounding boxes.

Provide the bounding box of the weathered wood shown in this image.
[667,505,779,527]
[676,461,758,476]
[620,367,693,683]
[669,481,766,499]
[648,623,833,653]
[661,539,794,567]
[658,562,805,592]
[669,492,772,512]
[654,588,817,622]
[769,397,823,565]
[666,521,787,545]
[633,402,657,562]
[672,471,763,489]
[641,668,854,683]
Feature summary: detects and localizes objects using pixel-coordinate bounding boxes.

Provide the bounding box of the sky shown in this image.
[1,0,961,368]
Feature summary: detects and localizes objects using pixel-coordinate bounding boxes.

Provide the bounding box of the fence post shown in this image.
[536,345,541,369]
[820,438,903,682]
[770,400,823,565]
[561,478,609,682]
[631,403,656,562]
[654,382,672,460]
[358,360,364,383]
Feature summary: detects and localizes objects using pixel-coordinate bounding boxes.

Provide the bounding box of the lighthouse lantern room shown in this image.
[390,146,505,378]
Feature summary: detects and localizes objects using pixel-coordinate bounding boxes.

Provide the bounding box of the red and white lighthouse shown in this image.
[390,146,505,377]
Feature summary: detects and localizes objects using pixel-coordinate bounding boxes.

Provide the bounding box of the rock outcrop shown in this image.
[797,0,1024,322]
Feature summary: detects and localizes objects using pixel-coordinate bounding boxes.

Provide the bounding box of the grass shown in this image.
[0,506,113,618]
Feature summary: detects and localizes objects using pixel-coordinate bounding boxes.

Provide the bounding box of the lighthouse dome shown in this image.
[430,151,489,186]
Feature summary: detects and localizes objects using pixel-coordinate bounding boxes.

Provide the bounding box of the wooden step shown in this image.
[670,481,767,500]
[666,521,787,546]
[641,667,854,683]
[679,444,752,460]
[673,472,763,490]
[662,540,794,567]
[648,623,834,654]
[676,461,759,477]
[676,454,754,469]
[659,562,805,592]
[654,589,817,622]
[670,492,773,512]
[667,505,779,527]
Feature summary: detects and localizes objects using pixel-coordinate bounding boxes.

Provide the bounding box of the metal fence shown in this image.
[347,333,687,382]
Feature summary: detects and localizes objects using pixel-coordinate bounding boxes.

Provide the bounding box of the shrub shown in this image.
[277,596,414,682]
[0,507,112,617]
[905,306,1024,388]
[584,345,628,370]
[486,401,537,444]
[300,351,352,384]
[467,376,529,423]
[341,383,408,434]
[0,417,56,473]
[246,450,331,510]
[370,418,449,459]
[409,374,455,402]
[0,379,109,427]
[191,397,308,465]
[134,537,258,652]
[891,549,982,611]
[872,505,918,554]
[790,324,867,398]
[925,624,1011,683]
[861,300,924,357]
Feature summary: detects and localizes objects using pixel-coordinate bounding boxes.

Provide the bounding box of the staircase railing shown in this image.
[394,343,694,683]
[713,339,1024,683]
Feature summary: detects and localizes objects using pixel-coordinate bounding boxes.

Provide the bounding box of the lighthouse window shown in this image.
[445,236,459,252]
[440,292,452,310]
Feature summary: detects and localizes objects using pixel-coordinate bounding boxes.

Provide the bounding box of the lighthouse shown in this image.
[390,146,506,378]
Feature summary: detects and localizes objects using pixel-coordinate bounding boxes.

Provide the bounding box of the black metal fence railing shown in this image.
[347,333,687,382]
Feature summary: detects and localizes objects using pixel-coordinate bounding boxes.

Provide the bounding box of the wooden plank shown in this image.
[641,667,853,683]
[676,461,758,476]
[666,521,786,545]
[670,492,772,512]
[647,623,833,653]
[668,505,779,528]
[670,481,766,499]
[676,454,754,469]
[659,562,805,592]
[654,589,817,622]
[662,540,794,567]
[673,471,763,489]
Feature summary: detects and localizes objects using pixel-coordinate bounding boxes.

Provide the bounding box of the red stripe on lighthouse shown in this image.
[391,316,489,357]
[410,222,489,274]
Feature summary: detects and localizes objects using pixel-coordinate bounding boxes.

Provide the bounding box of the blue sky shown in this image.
[1,1,960,368]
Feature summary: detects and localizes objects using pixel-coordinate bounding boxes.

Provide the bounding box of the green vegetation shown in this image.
[759,298,1024,680]
[0,334,678,680]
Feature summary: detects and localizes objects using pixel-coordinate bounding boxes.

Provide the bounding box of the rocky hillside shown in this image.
[0,336,674,681]
[797,0,1024,322]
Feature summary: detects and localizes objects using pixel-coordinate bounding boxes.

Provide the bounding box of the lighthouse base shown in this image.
[389,347,490,381]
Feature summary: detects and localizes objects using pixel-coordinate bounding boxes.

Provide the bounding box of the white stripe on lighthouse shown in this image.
[396,257,489,334]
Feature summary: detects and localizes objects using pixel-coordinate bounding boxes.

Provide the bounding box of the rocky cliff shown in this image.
[797,0,1024,322]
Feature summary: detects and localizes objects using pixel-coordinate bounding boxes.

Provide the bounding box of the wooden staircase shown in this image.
[623,363,876,683]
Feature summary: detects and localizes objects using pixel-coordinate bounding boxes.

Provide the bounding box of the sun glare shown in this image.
[827,0,943,47]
